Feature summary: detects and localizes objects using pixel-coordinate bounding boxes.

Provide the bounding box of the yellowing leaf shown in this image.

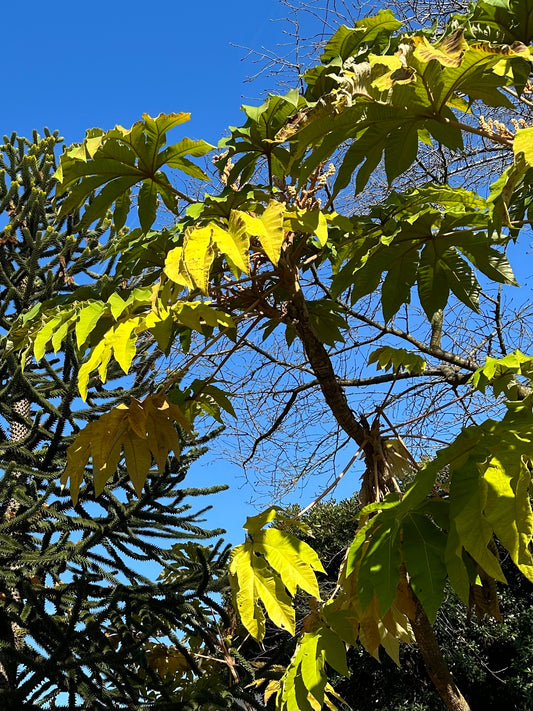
[254,528,325,597]
[181,226,216,293]
[259,200,286,265]
[61,395,191,503]
[61,427,92,506]
[164,246,192,288]
[127,397,148,439]
[213,217,250,274]
[233,200,286,266]
[412,30,469,67]
[91,406,130,472]
[514,126,533,166]
[123,432,153,496]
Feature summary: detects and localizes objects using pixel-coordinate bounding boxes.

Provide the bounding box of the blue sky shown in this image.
[4,0,295,145]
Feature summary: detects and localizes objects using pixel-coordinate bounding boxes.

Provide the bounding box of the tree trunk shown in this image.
[283,260,472,711]
[411,596,471,711]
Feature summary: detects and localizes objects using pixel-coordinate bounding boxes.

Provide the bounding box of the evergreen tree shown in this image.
[0,131,237,710]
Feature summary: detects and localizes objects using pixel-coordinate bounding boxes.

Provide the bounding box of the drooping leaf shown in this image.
[402,513,448,622]
[368,346,427,374]
[61,395,190,504]
[253,527,325,597]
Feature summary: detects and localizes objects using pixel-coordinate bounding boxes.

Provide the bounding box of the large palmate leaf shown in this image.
[471,349,533,398]
[55,113,213,231]
[10,286,234,399]
[228,508,325,642]
[331,195,516,321]
[368,346,427,375]
[164,200,289,293]
[217,90,304,185]
[459,0,533,46]
[277,628,349,711]
[61,394,191,505]
[281,30,528,193]
[402,513,448,622]
[319,10,403,64]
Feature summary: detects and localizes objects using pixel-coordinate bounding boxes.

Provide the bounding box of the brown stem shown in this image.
[411,595,471,711]
[283,262,367,447]
[283,259,471,710]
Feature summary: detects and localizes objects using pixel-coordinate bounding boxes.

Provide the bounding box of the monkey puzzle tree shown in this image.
[9,1,533,710]
[0,131,251,710]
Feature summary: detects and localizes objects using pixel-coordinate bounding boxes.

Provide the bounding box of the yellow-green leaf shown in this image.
[514,126,533,166]
[229,543,266,641]
[252,554,295,634]
[34,315,62,361]
[78,340,108,400]
[107,318,140,374]
[243,506,279,535]
[254,528,324,597]
[75,302,107,349]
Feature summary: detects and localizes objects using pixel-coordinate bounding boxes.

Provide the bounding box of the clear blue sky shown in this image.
[4,0,296,146]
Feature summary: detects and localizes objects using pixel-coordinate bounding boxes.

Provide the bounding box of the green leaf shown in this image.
[320,626,350,677]
[55,113,208,234]
[380,244,419,321]
[402,513,447,622]
[368,346,426,374]
[450,457,506,582]
[417,243,450,320]
[357,520,401,613]
[138,179,158,232]
[320,10,402,63]
[157,136,213,169]
[445,520,471,605]
[384,121,420,184]
[299,632,325,711]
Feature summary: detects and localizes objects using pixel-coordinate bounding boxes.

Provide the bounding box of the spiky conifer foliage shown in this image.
[0,131,237,710]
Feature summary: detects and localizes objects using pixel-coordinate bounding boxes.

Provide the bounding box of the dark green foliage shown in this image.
[0,132,238,709]
[296,499,533,711]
